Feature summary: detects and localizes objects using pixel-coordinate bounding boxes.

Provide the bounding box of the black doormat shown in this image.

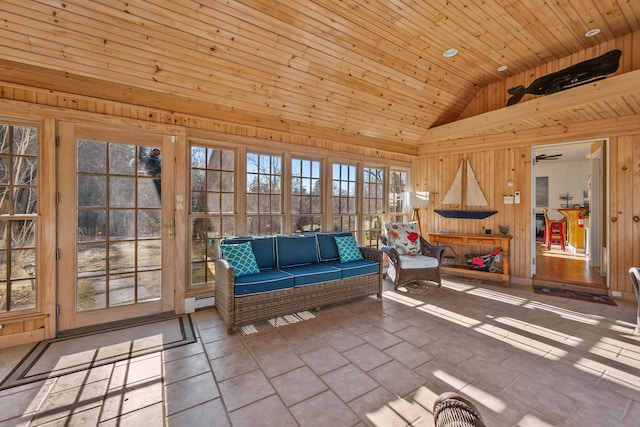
[533,285,616,306]
[0,314,196,391]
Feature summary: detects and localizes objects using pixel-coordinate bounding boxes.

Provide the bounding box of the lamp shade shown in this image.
[404,191,429,207]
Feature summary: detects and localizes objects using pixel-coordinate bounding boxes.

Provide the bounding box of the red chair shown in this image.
[542,208,566,251]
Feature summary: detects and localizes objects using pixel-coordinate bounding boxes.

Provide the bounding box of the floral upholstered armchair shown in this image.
[379,222,444,289]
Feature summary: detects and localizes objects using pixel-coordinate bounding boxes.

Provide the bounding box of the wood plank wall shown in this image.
[0,81,414,344]
[459,29,640,118]
[414,133,640,300]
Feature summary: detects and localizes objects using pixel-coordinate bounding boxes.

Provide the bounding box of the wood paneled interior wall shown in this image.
[459,29,640,119]
[0,82,414,345]
[415,133,640,300]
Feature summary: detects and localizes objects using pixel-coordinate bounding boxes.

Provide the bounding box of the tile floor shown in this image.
[1,275,640,426]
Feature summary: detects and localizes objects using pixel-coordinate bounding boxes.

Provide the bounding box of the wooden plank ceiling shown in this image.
[0,0,639,149]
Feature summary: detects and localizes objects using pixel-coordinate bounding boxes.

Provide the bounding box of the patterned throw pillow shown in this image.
[334,235,364,263]
[384,222,421,255]
[221,241,260,277]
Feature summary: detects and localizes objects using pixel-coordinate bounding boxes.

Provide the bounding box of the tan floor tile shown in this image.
[321,364,378,403]
[290,390,359,427]
[32,379,110,425]
[300,346,350,376]
[271,366,327,406]
[384,341,434,369]
[348,386,414,427]
[393,325,437,347]
[98,402,164,427]
[368,360,425,397]
[324,329,366,352]
[203,334,245,360]
[210,348,259,382]
[166,399,230,427]
[165,372,220,416]
[228,394,298,427]
[360,329,402,350]
[36,406,101,427]
[162,340,204,363]
[218,369,275,412]
[343,343,393,371]
[109,354,162,389]
[100,376,163,422]
[163,353,211,385]
[253,346,305,378]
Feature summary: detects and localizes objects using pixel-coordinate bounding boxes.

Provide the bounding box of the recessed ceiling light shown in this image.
[443,48,458,58]
[497,65,508,72]
[585,28,600,37]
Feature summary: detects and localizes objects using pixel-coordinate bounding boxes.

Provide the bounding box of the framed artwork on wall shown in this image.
[536,176,549,207]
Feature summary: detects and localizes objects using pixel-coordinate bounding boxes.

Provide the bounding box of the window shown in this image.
[190,145,235,287]
[389,170,409,222]
[331,163,358,232]
[246,152,282,235]
[0,122,38,313]
[362,166,384,247]
[291,158,322,233]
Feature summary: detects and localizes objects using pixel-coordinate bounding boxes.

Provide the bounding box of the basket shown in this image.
[441,246,459,267]
[464,249,502,272]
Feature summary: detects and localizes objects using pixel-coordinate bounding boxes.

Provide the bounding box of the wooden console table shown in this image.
[428,232,512,284]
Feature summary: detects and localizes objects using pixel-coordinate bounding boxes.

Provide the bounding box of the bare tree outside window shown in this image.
[0,123,38,313]
[389,170,409,223]
[331,163,358,233]
[190,145,235,287]
[363,167,384,247]
[291,158,322,233]
[246,152,282,235]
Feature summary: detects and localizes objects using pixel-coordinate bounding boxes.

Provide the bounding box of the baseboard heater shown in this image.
[185,295,215,313]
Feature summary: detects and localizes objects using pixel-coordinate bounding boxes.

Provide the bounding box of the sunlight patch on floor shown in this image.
[417,304,482,328]
[493,317,583,346]
[432,370,506,413]
[523,301,602,325]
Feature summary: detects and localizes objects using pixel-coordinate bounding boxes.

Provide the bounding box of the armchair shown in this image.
[380,222,444,289]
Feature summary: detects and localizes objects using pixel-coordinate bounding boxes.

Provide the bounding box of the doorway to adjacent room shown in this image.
[531,140,607,290]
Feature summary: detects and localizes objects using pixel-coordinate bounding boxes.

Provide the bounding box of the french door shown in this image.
[57,123,175,331]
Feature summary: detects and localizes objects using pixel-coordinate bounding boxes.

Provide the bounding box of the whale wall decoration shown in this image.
[506,49,621,106]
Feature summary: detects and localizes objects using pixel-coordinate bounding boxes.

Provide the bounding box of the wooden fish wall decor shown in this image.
[506,49,622,106]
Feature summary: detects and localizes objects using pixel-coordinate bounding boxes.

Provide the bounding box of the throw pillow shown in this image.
[221,241,260,277]
[384,222,421,255]
[334,235,364,263]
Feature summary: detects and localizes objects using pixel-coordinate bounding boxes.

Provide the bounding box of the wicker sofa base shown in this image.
[216,268,383,333]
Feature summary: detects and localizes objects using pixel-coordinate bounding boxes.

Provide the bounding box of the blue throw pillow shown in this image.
[221,241,260,277]
[334,235,364,263]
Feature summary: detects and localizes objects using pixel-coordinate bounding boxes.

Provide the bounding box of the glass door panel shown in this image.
[58,123,174,331]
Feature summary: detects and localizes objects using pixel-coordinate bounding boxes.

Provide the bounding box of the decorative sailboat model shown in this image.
[434,159,498,219]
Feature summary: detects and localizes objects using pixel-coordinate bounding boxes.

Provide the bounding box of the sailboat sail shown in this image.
[465,160,489,206]
[435,159,496,219]
[441,160,463,204]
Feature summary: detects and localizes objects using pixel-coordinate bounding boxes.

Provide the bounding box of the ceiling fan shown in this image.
[535,153,563,161]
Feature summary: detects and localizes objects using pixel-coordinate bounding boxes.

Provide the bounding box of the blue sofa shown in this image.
[215,233,383,333]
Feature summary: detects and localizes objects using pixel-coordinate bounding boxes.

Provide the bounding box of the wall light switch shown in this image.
[514,191,521,204]
[504,196,514,204]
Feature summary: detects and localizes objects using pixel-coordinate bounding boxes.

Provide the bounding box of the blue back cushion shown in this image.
[276,235,319,268]
[316,232,353,261]
[220,237,275,270]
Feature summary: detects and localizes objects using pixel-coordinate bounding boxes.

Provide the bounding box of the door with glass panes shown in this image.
[57,123,175,331]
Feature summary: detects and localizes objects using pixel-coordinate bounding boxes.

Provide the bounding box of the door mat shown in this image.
[532,285,616,306]
[0,314,196,391]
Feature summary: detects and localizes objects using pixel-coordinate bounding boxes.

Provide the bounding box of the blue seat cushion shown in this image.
[221,236,276,270]
[280,263,342,286]
[322,259,379,279]
[276,235,319,267]
[316,232,352,261]
[233,268,294,296]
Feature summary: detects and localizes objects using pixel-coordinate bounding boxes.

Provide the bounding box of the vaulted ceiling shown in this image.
[1,1,639,149]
